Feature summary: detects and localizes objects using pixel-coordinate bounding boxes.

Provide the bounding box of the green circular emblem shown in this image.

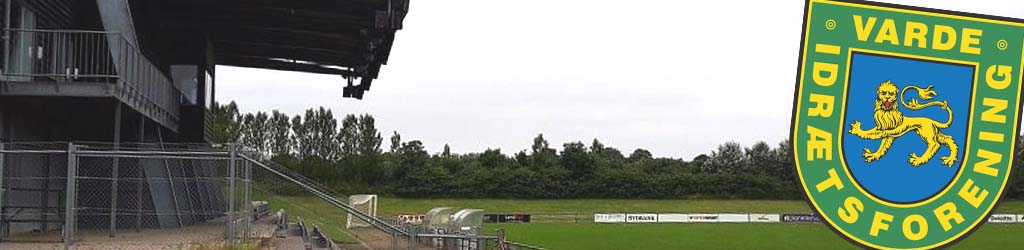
[793,1,1024,249]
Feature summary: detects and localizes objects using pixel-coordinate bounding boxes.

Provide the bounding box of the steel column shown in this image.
[243,159,251,242]
[110,103,122,237]
[135,115,144,232]
[226,144,237,244]
[64,143,77,249]
[42,140,51,232]
[3,0,11,74]
[0,143,5,240]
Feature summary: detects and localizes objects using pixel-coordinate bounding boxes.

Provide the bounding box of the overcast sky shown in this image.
[217,0,1024,159]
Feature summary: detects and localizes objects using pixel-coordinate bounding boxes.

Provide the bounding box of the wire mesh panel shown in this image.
[0,142,69,243]
[0,142,255,249]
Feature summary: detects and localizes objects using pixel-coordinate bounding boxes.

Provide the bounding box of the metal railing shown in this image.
[2,29,182,128]
[3,29,117,81]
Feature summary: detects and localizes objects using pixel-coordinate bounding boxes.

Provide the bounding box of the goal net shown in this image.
[346,194,379,228]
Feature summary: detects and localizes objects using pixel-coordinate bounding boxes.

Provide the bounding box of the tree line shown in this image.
[213,102,1024,200]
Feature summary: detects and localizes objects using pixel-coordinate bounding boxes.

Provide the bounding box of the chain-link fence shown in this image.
[0,142,544,250]
[0,142,68,244]
[0,142,254,249]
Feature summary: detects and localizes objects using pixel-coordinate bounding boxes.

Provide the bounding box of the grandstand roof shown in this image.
[144,0,409,95]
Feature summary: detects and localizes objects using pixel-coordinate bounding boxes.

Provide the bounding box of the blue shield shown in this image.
[841,52,973,204]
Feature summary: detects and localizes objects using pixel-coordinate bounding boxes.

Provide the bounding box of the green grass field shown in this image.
[486,222,1024,250]
[260,197,1024,249]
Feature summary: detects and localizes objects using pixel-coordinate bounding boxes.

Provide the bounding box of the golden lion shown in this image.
[848,80,959,167]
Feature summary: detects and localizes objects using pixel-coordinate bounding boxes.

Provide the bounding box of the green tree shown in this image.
[291,115,311,159]
[442,144,452,158]
[285,108,340,184]
[479,148,508,169]
[773,139,799,197]
[268,111,292,157]
[338,114,359,159]
[691,154,711,171]
[708,141,745,174]
[304,108,339,160]
[530,134,559,169]
[744,141,774,174]
[210,101,242,144]
[390,131,402,153]
[392,140,446,196]
[513,150,530,168]
[240,112,270,154]
[628,148,653,163]
[561,141,595,178]
[206,100,897,199]
[591,139,626,169]
[353,114,384,185]
[356,115,383,158]
[589,139,605,154]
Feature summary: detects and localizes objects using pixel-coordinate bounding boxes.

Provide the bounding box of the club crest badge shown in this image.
[791,0,1024,248]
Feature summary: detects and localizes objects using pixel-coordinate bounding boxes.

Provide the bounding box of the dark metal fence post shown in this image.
[243,159,251,243]
[391,231,398,250]
[227,144,237,245]
[3,0,11,74]
[136,115,145,232]
[110,103,122,237]
[0,143,5,239]
[64,142,78,249]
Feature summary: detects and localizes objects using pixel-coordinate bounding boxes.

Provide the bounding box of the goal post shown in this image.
[346,194,378,228]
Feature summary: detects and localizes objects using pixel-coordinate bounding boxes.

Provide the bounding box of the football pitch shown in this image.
[264,197,1024,249]
[487,221,1023,249]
